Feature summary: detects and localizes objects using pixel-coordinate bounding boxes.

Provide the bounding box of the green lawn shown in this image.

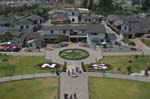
[141,39,150,47]
[122,39,135,46]
[86,55,150,74]
[90,77,150,99]
[0,78,58,99]
[0,55,50,77]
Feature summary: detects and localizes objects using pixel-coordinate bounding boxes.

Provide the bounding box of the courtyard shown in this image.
[0,44,150,99]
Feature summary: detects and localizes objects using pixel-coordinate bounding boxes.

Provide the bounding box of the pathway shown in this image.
[60,72,89,99]
[0,72,149,84]
[0,51,45,56]
[87,72,150,82]
[0,73,57,83]
[131,38,150,50]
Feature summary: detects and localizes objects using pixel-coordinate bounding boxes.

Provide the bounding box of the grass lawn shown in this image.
[86,55,150,74]
[0,78,58,99]
[141,39,150,47]
[0,55,50,77]
[122,39,135,46]
[90,77,150,99]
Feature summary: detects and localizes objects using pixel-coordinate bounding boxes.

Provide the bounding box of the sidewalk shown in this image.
[60,73,89,99]
[0,73,57,83]
[87,72,150,82]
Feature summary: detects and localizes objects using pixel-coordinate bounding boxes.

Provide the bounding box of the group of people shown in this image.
[64,93,78,99]
[67,67,82,77]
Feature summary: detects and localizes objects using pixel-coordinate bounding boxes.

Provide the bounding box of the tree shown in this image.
[81,62,87,72]
[127,66,132,75]
[82,0,88,8]
[142,0,150,11]
[65,0,74,4]
[132,0,140,6]
[98,0,113,9]
[63,61,67,72]
[0,32,12,42]
[88,0,94,10]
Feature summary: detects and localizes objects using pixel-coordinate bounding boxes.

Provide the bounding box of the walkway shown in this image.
[87,72,150,82]
[0,73,57,83]
[0,51,45,56]
[0,72,149,84]
[60,73,89,99]
[131,38,150,50]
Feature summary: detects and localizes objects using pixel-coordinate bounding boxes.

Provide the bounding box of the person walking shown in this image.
[76,67,79,73]
[74,93,76,99]
[103,70,106,76]
[64,93,68,99]
[72,69,74,75]
[70,94,73,99]
[68,70,70,76]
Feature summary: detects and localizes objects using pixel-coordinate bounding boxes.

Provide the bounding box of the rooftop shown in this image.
[43,24,106,33]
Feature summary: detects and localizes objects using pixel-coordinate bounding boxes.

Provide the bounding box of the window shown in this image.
[26,25,29,28]
[20,26,24,29]
[82,30,85,33]
[70,29,73,33]
[85,19,87,22]
[29,44,32,47]
[72,18,75,22]
[124,25,129,31]
[125,26,127,30]
[50,30,54,34]
[63,30,66,34]
[100,39,104,42]
[40,19,42,23]
[89,19,91,22]
[72,12,75,16]
[91,33,98,35]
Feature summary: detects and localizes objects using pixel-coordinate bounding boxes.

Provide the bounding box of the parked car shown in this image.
[0,44,20,52]
[0,44,11,51]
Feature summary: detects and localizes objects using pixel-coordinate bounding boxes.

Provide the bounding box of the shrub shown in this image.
[134,55,139,59]
[123,39,135,46]
[81,62,87,72]
[63,62,67,72]
[127,66,132,75]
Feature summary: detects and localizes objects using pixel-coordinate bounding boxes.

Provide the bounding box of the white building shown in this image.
[42,24,107,44]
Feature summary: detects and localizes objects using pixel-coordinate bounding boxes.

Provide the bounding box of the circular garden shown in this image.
[59,49,89,60]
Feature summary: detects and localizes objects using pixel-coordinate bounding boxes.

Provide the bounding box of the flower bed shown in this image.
[59,49,89,60]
